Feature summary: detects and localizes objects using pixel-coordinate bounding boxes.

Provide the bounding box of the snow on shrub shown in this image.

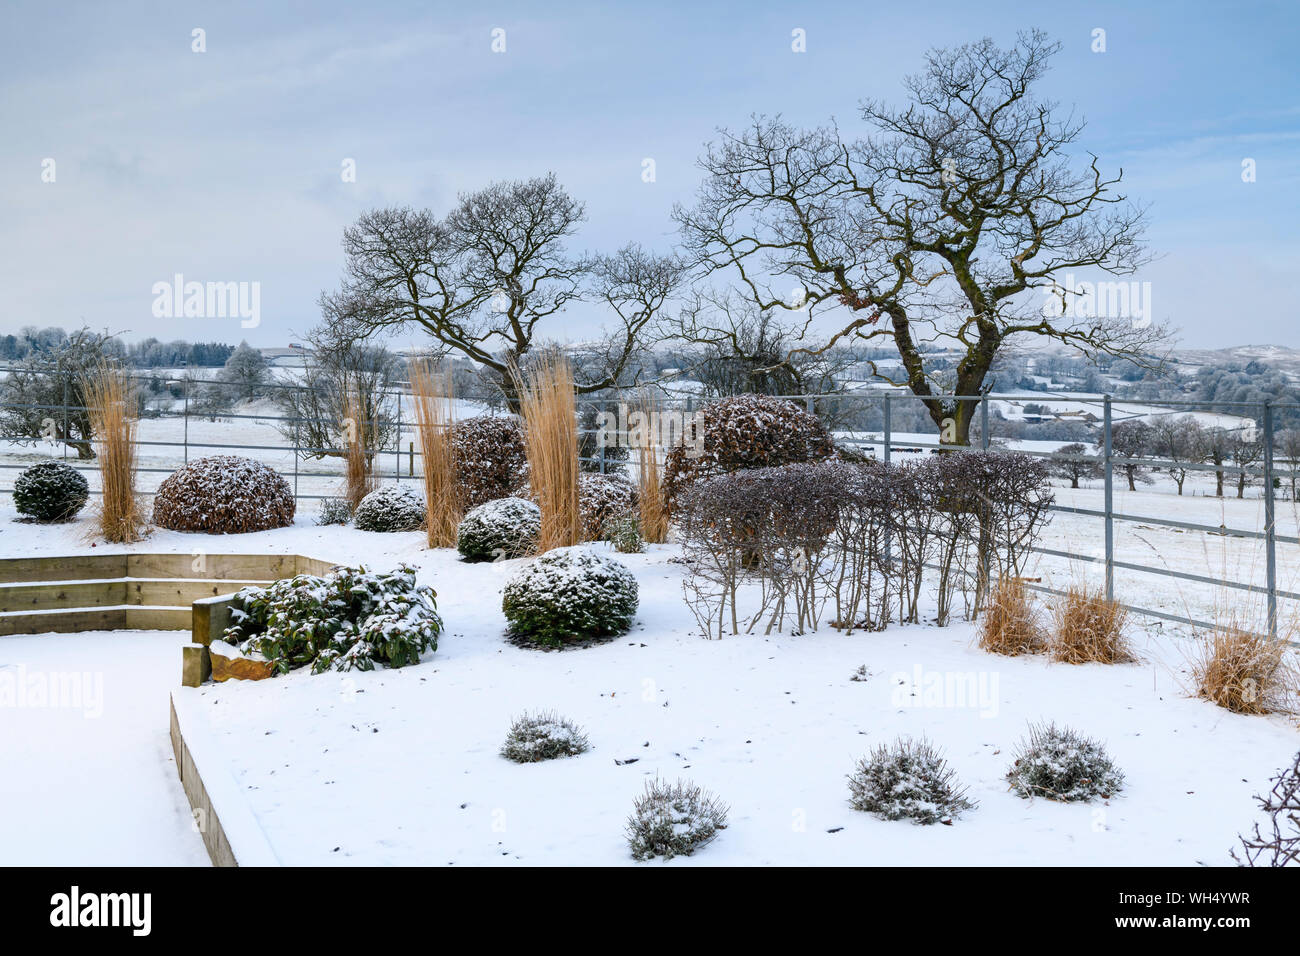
[847,736,975,824]
[578,473,637,541]
[353,483,426,532]
[13,461,89,522]
[315,496,352,526]
[662,393,834,506]
[152,455,294,533]
[500,711,590,763]
[626,778,728,861]
[502,548,638,647]
[604,511,643,554]
[1005,722,1125,802]
[451,415,527,510]
[457,496,540,562]
[223,563,441,675]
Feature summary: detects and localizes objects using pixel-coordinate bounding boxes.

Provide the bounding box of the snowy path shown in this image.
[0,630,210,866]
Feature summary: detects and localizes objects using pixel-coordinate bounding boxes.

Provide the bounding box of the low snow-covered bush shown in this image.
[315,496,352,526]
[662,393,834,507]
[604,511,643,554]
[223,563,441,674]
[1005,722,1125,802]
[152,455,294,533]
[353,483,426,532]
[502,549,638,647]
[457,496,539,562]
[450,415,527,510]
[626,778,728,861]
[578,473,638,541]
[848,736,975,824]
[13,461,89,522]
[500,711,590,763]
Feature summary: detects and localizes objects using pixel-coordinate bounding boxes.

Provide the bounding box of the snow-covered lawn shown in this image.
[0,630,209,866]
[3,508,1297,866]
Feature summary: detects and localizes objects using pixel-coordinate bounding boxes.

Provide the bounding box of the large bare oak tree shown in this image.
[675,30,1164,445]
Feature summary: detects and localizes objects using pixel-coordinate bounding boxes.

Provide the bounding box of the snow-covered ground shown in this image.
[0,630,209,866]
[3,509,1295,866]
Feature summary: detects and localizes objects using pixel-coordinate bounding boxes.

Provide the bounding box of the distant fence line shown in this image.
[1,374,1296,642]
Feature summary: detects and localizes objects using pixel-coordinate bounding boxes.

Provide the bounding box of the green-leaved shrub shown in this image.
[223,563,441,674]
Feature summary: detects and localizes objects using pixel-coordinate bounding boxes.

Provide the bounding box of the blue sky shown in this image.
[1,0,1297,350]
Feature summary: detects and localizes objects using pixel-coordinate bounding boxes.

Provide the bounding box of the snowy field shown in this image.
[2,512,1296,866]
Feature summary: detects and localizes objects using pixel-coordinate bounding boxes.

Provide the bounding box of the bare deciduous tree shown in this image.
[321,174,683,406]
[675,31,1164,445]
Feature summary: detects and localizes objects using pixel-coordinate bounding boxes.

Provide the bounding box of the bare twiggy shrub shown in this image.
[633,391,668,544]
[410,361,459,548]
[1192,624,1298,715]
[1233,750,1300,867]
[675,462,842,638]
[82,363,145,542]
[515,354,580,552]
[1050,586,1134,664]
[343,384,379,510]
[979,577,1047,656]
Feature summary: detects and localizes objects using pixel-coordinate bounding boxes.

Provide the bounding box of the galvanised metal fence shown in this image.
[1,370,1296,641]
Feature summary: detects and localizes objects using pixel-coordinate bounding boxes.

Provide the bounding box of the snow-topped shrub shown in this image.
[500,711,590,763]
[450,415,527,510]
[604,511,643,554]
[521,472,638,542]
[352,483,425,532]
[626,778,729,861]
[152,455,294,533]
[578,473,637,541]
[502,549,638,647]
[457,496,539,562]
[315,496,352,526]
[13,461,89,522]
[1005,723,1125,802]
[848,736,975,824]
[223,563,441,675]
[662,394,834,506]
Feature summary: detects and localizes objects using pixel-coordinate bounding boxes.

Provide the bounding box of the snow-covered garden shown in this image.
[2,390,1297,867]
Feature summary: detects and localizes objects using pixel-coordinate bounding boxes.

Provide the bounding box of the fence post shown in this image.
[394,387,402,484]
[61,371,69,461]
[182,373,189,464]
[292,414,300,504]
[1103,394,1114,602]
[1263,400,1278,640]
[980,393,989,451]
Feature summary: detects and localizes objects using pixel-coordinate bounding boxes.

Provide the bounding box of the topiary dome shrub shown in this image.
[457,496,540,562]
[353,484,426,532]
[153,455,294,533]
[13,461,90,522]
[662,394,834,507]
[502,548,638,647]
[451,415,527,510]
[577,473,637,541]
